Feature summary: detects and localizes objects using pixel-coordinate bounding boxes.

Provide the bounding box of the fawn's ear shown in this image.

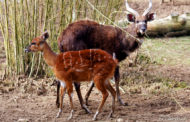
[42,31,49,40]
[127,14,136,22]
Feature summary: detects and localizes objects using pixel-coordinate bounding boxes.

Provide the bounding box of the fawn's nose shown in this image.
[24,45,31,53]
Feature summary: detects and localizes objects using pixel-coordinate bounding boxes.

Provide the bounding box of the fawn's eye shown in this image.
[31,42,36,45]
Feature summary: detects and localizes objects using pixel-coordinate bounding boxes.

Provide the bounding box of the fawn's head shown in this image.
[25,31,49,52]
[125,0,156,37]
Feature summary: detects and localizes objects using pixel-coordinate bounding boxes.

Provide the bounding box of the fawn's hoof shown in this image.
[67,110,74,120]
[92,111,99,121]
[56,108,62,118]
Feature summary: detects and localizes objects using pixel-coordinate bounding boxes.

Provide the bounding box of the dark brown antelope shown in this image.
[25,32,117,120]
[56,0,155,109]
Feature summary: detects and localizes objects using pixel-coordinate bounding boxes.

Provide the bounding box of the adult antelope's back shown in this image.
[57,0,156,108]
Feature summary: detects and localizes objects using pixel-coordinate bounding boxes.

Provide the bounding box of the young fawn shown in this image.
[25,31,117,120]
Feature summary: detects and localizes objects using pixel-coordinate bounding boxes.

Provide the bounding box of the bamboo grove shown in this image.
[0,0,123,78]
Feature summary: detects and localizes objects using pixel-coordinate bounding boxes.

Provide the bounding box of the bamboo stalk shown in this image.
[0,0,123,78]
[29,0,38,78]
[4,0,11,75]
[13,0,19,74]
[20,0,25,74]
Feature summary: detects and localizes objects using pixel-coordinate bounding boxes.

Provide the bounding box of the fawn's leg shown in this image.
[85,81,95,106]
[74,82,91,113]
[67,83,74,120]
[105,80,116,118]
[92,78,108,121]
[56,85,66,118]
[114,66,127,106]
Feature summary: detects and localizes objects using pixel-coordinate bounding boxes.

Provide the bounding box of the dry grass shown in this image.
[118,36,190,96]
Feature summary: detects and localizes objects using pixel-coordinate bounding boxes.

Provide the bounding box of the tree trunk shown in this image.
[147,13,190,37]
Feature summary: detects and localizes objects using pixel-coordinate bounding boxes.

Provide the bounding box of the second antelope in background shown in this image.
[57,0,156,107]
[25,32,117,121]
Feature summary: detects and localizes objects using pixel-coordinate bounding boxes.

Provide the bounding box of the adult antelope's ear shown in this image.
[125,0,138,23]
[146,13,156,21]
[42,31,49,40]
[127,14,135,22]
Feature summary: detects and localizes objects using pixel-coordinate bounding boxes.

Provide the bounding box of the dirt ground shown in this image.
[0,0,190,122]
[0,80,190,122]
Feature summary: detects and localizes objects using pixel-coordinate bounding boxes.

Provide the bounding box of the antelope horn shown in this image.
[142,0,152,16]
[125,0,139,16]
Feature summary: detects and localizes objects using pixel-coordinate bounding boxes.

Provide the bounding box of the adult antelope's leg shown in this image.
[114,66,127,106]
[85,81,95,105]
[56,80,60,108]
[105,80,116,118]
[74,82,91,113]
[93,78,108,121]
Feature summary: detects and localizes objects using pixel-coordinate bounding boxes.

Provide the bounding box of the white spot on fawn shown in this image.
[88,68,93,70]
[79,51,83,64]
[69,52,72,66]
[75,69,84,72]
[105,80,109,85]
[63,53,66,66]
[98,54,101,61]
[90,49,92,65]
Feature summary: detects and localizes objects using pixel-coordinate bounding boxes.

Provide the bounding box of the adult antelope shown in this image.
[56,0,155,109]
[25,32,117,120]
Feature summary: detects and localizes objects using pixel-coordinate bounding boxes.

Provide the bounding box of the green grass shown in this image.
[140,36,190,66]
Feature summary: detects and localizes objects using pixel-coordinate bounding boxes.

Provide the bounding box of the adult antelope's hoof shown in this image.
[107,111,113,119]
[56,101,60,108]
[85,98,89,106]
[56,104,60,108]
[83,104,92,114]
[119,102,128,106]
[118,99,128,106]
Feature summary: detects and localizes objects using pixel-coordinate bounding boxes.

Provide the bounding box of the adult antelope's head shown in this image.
[125,0,155,37]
